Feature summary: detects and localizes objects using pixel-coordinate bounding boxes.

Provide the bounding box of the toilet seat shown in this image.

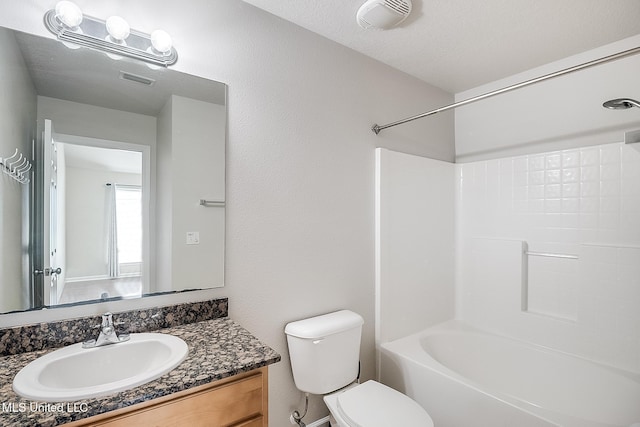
[334,380,434,427]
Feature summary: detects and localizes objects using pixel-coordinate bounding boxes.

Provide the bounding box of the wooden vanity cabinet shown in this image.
[67,367,268,427]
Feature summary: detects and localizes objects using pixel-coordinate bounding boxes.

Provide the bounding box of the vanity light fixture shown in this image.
[44,1,178,67]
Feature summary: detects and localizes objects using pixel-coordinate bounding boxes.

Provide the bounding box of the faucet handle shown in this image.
[84,313,130,348]
[100,312,127,325]
[100,312,113,332]
[101,312,126,325]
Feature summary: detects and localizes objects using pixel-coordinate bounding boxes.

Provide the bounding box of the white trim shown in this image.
[65,275,110,283]
[65,274,142,283]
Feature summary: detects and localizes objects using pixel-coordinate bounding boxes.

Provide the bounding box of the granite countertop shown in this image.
[0,318,281,426]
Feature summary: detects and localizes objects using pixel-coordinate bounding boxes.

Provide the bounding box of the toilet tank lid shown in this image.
[285,310,364,339]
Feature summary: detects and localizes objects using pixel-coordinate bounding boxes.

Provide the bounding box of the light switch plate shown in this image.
[186,231,200,245]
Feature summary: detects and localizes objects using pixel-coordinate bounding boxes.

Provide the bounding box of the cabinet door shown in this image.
[92,372,264,427]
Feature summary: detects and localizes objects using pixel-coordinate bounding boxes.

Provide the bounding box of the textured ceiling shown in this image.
[241,0,640,94]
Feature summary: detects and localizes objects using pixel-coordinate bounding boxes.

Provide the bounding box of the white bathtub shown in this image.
[380,321,640,427]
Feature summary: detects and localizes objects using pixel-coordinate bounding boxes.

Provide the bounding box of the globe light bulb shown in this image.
[106,16,130,42]
[55,1,83,29]
[150,30,172,54]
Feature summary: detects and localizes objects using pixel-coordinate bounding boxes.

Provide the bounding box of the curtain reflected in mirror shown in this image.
[110,184,142,279]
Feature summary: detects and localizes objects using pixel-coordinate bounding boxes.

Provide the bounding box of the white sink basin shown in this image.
[13,333,188,402]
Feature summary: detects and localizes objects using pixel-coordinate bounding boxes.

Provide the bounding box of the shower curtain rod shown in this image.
[371,45,640,135]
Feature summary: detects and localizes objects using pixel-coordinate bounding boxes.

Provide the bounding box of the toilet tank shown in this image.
[285,310,364,394]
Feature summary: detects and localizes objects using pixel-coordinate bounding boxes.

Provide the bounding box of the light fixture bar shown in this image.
[44,9,178,67]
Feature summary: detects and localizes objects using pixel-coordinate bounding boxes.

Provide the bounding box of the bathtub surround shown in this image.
[0,316,280,426]
[457,141,640,373]
[378,143,640,371]
[377,142,640,405]
[0,298,228,356]
[375,148,455,346]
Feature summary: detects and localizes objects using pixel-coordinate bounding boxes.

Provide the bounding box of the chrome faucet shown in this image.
[83,312,130,348]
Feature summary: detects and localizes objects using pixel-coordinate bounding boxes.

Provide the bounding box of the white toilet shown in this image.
[285,310,434,427]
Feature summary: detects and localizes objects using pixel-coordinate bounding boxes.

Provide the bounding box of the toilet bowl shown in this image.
[323,380,434,427]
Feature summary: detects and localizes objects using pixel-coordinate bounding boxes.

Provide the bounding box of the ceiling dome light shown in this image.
[55,1,83,29]
[106,16,130,42]
[150,30,173,55]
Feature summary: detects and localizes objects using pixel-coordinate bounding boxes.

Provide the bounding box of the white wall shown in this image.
[455,35,640,162]
[456,141,640,373]
[0,26,36,312]
[156,95,225,291]
[171,96,225,289]
[375,148,455,353]
[37,96,157,147]
[155,97,173,292]
[65,167,141,280]
[0,1,454,424]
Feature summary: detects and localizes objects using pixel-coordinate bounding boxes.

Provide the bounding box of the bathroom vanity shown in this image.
[0,300,280,426]
[67,367,269,427]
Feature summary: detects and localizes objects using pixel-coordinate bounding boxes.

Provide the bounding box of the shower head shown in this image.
[602,98,640,110]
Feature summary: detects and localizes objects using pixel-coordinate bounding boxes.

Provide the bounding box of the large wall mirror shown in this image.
[0,26,226,315]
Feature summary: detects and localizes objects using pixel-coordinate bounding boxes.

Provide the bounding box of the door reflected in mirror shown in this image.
[48,139,147,306]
